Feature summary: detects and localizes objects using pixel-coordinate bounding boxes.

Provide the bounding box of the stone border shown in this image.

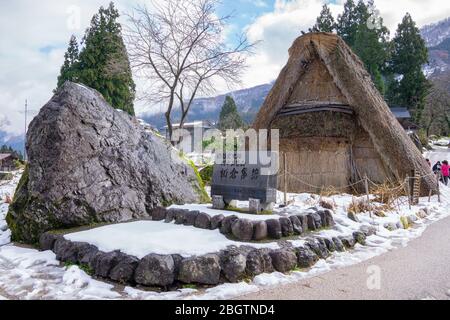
[153,207,336,241]
[39,224,376,289]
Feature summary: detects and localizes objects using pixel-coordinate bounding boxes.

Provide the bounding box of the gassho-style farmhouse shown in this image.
[254,33,434,195]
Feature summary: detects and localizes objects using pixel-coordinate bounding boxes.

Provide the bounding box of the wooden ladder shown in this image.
[412,171,421,205]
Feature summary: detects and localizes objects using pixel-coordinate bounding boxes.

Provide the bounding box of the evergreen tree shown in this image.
[218,96,245,130]
[352,1,390,94]
[336,0,359,46]
[335,0,390,94]
[56,35,80,90]
[56,2,136,115]
[78,2,136,115]
[311,4,336,33]
[388,13,430,120]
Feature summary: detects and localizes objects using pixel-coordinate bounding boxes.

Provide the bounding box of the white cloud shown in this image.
[240,0,450,89]
[0,0,137,136]
[241,0,325,88]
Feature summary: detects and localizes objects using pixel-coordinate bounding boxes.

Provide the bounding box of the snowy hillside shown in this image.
[140,83,273,129]
[421,17,450,48]
[422,18,450,76]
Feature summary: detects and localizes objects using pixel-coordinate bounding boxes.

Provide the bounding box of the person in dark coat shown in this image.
[433,161,442,174]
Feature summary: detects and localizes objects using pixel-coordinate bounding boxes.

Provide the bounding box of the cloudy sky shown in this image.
[1,0,450,137]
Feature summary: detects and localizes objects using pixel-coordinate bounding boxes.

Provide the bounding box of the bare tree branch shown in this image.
[125,0,255,142]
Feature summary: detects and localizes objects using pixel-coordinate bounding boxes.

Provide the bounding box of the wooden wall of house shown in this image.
[352,128,393,185]
[274,118,394,194]
[278,137,352,193]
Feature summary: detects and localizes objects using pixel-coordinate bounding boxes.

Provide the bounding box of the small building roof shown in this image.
[390,107,411,119]
[0,153,13,161]
[163,121,213,130]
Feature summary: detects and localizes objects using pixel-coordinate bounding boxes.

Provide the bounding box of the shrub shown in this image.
[199,165,213,185]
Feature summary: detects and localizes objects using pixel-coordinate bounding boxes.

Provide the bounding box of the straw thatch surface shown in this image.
[254,33,435,195]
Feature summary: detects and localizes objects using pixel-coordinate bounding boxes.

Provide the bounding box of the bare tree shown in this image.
[125,0,254,142]
[422,76,450,136]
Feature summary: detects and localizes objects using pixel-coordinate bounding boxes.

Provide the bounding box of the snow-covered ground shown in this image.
[425,145,450,166]
[65,221,279,259]
[1,149,450,300]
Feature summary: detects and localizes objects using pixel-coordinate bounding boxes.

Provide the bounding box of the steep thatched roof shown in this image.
[254,33,435,194]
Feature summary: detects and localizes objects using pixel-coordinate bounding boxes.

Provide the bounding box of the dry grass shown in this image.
[320,186,343,197]
[348,197,373,214]
[370,182,407,212]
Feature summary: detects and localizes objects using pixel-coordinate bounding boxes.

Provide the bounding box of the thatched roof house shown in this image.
[253,33,434,195]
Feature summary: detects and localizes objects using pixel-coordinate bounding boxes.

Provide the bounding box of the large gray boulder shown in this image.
[6,82,207,243]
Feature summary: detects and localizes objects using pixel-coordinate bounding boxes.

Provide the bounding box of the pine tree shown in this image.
[388,13,430,120]
[336,0,359,46]
[58,2,136,115]
[56,35,79,90]
[311,4,336,33]
[352,1,390,94]
[218,96,245,130]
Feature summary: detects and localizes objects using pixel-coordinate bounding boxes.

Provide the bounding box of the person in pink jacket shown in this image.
[442,160,449,186]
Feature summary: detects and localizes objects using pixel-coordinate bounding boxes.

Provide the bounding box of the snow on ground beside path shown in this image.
[0,172,22,246]
[64,221,280,259]
[1,160,450,300]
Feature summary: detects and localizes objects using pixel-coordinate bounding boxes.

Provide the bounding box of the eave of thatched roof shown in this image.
[254,32,435,194]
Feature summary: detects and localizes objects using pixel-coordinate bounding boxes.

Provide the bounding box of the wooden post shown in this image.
[406,176,411,210]
[283,152,287,206]
[364,175,372,218]
[436,174,441,203]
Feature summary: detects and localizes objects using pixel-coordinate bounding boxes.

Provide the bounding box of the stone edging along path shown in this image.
[39,207,375,289]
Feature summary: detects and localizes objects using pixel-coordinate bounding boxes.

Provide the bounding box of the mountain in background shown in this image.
[421,17,450,47]
[422,18,450,76]
[141,83,273,130]
[0,131,24,155]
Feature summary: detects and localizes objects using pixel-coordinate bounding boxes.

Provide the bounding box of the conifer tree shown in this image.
[56,35,79,89]
[218,96,245,131]
[336,0,359,46]
[352,1,390,94]
[388,13,430,120]
[311,4,336,33]
[56,2,136,115]
[77,2,136,115]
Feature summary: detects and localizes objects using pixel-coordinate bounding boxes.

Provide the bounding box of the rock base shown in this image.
[40,220,370,289]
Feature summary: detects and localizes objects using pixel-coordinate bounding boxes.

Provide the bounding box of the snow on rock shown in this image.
[64,221,279,259]
[169,204,281,221]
